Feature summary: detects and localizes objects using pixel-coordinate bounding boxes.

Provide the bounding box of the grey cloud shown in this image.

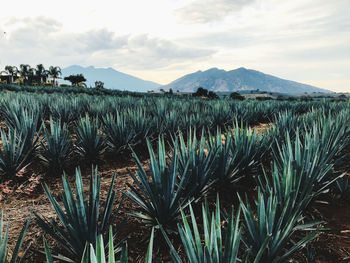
[95,35,214,70]
[0,17,214,70]
[175,0,255,24]
[78,29,128,51]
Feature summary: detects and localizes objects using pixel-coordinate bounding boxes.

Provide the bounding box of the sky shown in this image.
[0,0,349,92]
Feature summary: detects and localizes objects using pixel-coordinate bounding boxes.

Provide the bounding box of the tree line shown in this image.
[0,64,95,88]
[0,64,62,86]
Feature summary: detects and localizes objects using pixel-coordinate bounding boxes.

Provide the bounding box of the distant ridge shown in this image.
[61,65,160,92]
[161,67,331,94]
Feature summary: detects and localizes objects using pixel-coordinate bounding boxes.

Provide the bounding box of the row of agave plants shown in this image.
[2,104,350,262]
[1,111,266,179]
[1,91,344,126]
[1,93,349,181]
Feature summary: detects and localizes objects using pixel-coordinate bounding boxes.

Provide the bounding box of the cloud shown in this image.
[112,35,214,69]
[0,17,214,70]
[0,0,349,92]
[174,0,255,24]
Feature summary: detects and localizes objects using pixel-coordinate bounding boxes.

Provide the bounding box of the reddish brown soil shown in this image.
[310,201,350,262]
[0,123,349,262]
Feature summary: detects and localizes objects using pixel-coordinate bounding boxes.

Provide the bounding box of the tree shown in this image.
[229,92,245,100]
[94,81,104,89]
[19,64,32,85]
[48,66,62,86]
[193,87,208,97]
[64,74,86,86]
[28,67,36,85]
[4,65,18,83]
[35,64,49,84]
[208,91,219,99]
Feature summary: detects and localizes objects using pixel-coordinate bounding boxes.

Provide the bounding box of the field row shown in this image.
[1,93,350,262]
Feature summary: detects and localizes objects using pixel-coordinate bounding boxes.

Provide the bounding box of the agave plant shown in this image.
[35,168,125,262]
[175,129,218,197]
[0,129,31,179]
[267,111,300,152]
[40,118,73,173]
[44,226,155,263]
[0,210,31,263]
[228,121,269,178]
[206,129,241,186]
[125,138,193,228]
[161,111,182,136]
[75,114,105,164]
[162,197,243,263]
[128,108,153,143]
[268,130,343,209]
[335,176,350,200]
[89,227,154,263]
[239,190,319,263]
[3,108,42,160]
[102,113,135,153]
[315,112,350,174]
[210,103,233,129]
[50,100,77,125]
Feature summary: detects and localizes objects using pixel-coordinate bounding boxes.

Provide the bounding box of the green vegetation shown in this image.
[35,168,123,262]
[0,210,31,263]
[64,74,87,87]
[0,83,349,262]
[0,65,61,86]
[162,197,243,263]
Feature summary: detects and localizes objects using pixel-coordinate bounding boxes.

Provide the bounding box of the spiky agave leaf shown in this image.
[75,114,106,164]
[228,120,269,179]
[0,210,31,263]
[124,137,193,229]
[45,227,154,263]
[239,190,320,263]
[0,129,31,179]
[102,113,135,153]
[206,128,241,185]
[175,129,218,198]
[268,111,300,146]
[40,118,73,173]
[35,168,125,262]
[50,99,78,125]
[335,176,350,200]
[161,197,243,263]
[268,129,344,210]
[128,108,153,143]
[3,108,42,161]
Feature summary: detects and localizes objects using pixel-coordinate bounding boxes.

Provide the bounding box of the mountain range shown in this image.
[61,65,331,94]
[61,65,160,92]
[161,67,330,94]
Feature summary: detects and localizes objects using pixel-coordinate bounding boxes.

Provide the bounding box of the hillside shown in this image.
[161,67,331,94]
[61,65,160,92]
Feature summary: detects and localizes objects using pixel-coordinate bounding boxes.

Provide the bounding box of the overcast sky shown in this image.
[0,0,349,91]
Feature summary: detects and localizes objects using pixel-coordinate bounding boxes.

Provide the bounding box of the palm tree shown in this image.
[19,64,31,85]
[29,67,36,85]
[0,70,9,83]
[48,66,62,86]
[35,64,49,84]
[4,65,18,83]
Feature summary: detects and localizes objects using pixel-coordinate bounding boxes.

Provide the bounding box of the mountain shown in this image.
[61,65,160,92]
[161,67,331,94]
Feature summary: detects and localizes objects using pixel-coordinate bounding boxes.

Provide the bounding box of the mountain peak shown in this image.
[205,67,219,71]
[61,65,160,92]
[161,67,330,94]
